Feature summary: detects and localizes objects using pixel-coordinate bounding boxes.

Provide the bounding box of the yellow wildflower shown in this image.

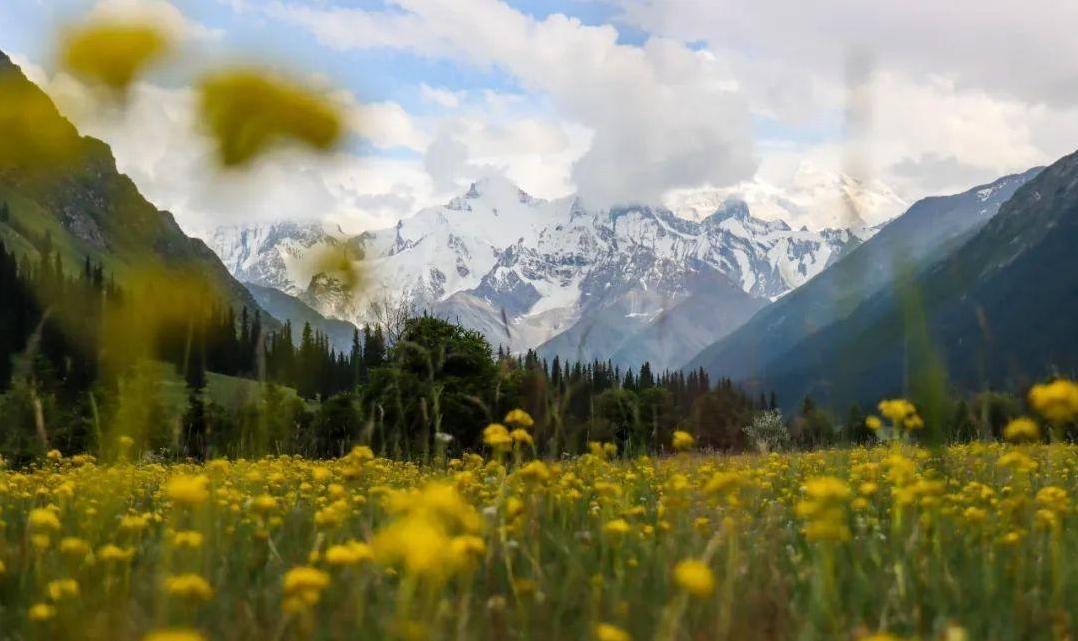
[28,507,60,532]
[172,531,204,549]
[671,430,695,451]
[510,428,534,446]
[673,559,715,597]
[282,566,330,612]
[1028,379,1078,423]
[324,541,374,567]
[504,409,534,428]
[27,603,56,622]
[142,629,207,641]
[98,544,136,563]
[1003,417,1040,443]
[483,423,513,449]
[198,69,343,167]
[47,579,79,601]
[1036,486,1070,513]
[165,574,214,601]
[603,518,632,537]
[166,475,210,507]
[60,21,170,93]
[595,623,632,641]
[518,460,551,484]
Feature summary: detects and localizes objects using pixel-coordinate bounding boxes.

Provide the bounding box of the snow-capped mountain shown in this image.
[192,221,350,297]
[199,176,874,366]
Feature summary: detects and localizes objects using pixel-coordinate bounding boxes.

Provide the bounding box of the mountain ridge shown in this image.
[0,49,276,329]
[684,167,1043,383]
[690,154,1074,412]
[200,177,874,367]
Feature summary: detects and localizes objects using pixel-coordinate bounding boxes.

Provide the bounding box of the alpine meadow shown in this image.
[0,3,1076,641]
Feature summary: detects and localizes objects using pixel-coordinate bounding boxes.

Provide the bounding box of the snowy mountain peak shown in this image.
[705,198,751,222]
[193,220,349,297]
[200,179,876,356]
[464,174,537,205]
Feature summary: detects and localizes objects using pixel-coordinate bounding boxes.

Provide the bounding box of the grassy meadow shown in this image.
[0,435,1074,641]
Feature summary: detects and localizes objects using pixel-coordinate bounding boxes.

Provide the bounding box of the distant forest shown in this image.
[0,234,1046,464]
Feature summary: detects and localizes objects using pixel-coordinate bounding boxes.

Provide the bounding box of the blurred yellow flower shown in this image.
[324,541,374,567]
[1003,417,1040,443]
[603,518,632,537]
[1036,486,1070,513]
[142,629,207,641]
[165,574,214,602]
[595,623,631,641]
[166,475,209,507]
[510,428,534,446]
[1028,379,1078,423]
[878,399,923,432]
[997,451,1038,472]
[672,430,695,451]
[504,409,534,428]
[27,602,56,622]
[198,69,343,167]
[673,559,714,597]
[251,494,278,515]
[796,476,852,542]
[282,566,331,612]
[519,460,551,484]
[29,507,60,532]
[349,445,375,462]
[372,515,451,577]
[483,423,513,449]
[60,20,170,93]
[172,531,204,549]
[46,579,79,601]
[98,544,136,563]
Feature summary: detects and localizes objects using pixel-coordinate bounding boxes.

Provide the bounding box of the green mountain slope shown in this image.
[245,282,357,353]
[685,168,1041,383]
[742,150,1078,410]
[0,50,275,327]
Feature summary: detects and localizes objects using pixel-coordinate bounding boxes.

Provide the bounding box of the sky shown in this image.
[3,0,1078,233]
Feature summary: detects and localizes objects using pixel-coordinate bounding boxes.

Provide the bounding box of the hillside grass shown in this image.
[0,186,123,276]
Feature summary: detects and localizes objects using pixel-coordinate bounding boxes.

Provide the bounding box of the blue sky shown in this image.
[3,0,1076,232]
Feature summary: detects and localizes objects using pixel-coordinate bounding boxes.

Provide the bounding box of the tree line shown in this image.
[0,234,1064,464]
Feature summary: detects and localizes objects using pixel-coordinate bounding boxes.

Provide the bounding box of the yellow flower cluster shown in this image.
[796,476,853,542]
[281,566,330,613]
[671,430,696,451]
[371,482,485,581]
[0,432,1073,641]
[875,398,924,434]
[1028,379,1078,423]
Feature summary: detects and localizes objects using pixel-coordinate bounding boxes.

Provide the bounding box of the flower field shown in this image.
[0,440,1074,641]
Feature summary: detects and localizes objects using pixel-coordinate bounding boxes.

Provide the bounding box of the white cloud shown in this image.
[268,0,758,209]
[419,83,461,108]
[349,100,430,152]
[608,0,1078,202]
[15,55,432,234]
[610,0,1078,109]
[16,0,1078,234]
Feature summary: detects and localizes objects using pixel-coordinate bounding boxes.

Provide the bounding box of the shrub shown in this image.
[743,409,790,453]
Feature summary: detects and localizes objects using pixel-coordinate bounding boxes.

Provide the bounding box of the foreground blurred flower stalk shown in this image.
[0,430,1073,641]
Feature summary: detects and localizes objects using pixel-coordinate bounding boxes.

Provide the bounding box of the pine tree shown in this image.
[350,327,363,386]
